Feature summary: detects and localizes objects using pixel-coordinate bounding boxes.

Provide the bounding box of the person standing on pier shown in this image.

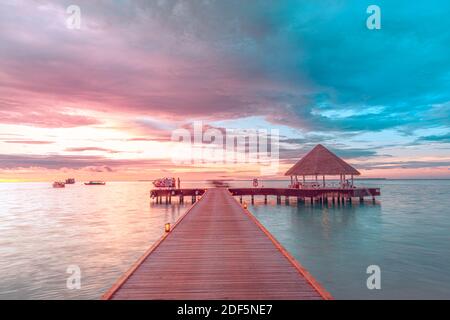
[177,177,181,189]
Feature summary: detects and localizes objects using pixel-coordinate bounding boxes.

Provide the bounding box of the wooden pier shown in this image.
[150,188,206,204]
[230,187,380,204]
[150,187,380,205]
[103,188,331,300]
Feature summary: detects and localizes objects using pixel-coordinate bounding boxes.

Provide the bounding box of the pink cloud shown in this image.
[65,147,121,154]
[0,1,307,130]
[4,140,54,144]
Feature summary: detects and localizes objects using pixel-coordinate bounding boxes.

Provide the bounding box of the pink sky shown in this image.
[1,1,449,181]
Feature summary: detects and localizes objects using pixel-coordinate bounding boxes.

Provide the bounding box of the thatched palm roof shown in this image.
[285,144,360,176]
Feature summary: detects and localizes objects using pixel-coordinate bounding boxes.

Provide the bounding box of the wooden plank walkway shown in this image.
[103,188,332,300]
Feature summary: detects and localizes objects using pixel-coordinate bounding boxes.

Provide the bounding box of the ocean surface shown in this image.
[0,180,449,299]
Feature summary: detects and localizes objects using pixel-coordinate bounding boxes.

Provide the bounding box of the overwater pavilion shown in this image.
[151,143,379,205]
[285,144,361,189]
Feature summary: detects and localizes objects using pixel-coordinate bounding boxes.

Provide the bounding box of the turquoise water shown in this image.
[249,180,450,299]
[0,180,449,299]
[0,182,187,299]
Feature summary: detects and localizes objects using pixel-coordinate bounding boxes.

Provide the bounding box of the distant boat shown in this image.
[84,181,106,185]
[53,181,66,188]
[65,178,76,184]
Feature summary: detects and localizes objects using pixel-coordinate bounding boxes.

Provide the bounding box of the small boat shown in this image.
[53,181,66,188]
[84,181,106,185]
[65,178,76,184]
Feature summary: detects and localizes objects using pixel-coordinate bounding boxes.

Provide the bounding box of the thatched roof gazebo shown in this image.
[285,144,360,188]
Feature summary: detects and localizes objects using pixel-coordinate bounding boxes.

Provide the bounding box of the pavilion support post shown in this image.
[277,195,281,205]
[323,175,325,188]
[285,196,289,205]
[264,195,267,204]
[240,196,243,203]
[251,195,254,204]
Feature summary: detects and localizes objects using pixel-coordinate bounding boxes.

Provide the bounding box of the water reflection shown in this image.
[248,182,450,299]
[0,182,188,299]
[1,180,450,299]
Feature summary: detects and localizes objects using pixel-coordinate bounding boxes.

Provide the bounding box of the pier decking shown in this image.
[230,187,380,204]
[103,188,331,300]
[150,186,380,204]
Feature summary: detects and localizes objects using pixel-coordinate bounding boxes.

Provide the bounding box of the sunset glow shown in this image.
[1,0,449,181]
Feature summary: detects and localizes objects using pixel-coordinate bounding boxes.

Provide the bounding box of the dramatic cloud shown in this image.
[65,147,122,154]
[2,1,447,131]
[3,140,54,145]
[359,160,450,170]
[0,1,449,179]
[0,154,167,170]
[417,133,450,143]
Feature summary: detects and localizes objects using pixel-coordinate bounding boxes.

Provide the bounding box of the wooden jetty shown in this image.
[150,188,206,204]
[230,187,380,205]
[103,188,331,300]
[149,144,381,205]
[151,186,380,205]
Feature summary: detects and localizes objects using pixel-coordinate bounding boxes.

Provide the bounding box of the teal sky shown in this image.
[0,1,449,180]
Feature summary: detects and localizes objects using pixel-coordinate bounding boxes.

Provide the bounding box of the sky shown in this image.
[0,0,449,181]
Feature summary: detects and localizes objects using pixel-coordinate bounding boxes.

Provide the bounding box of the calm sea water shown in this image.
[0,180,449,299]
